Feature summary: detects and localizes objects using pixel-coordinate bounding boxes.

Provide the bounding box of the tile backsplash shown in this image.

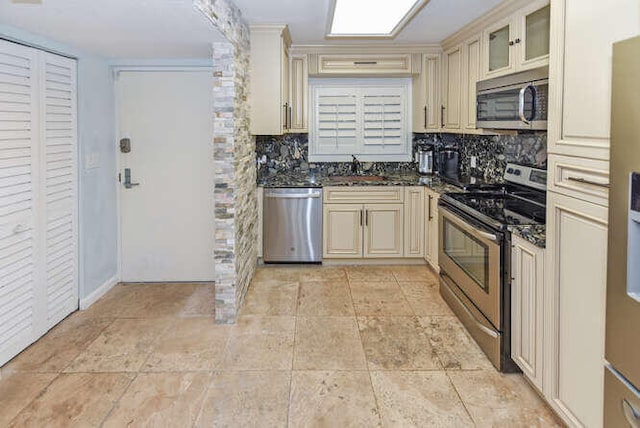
[256,132,546,183]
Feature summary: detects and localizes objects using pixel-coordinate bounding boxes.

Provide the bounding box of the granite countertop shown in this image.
[508,225,546,249]
[257,171,463,194]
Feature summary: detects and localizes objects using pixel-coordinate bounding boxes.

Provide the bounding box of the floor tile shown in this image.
[398,281,454,316]
[0,373,57,427]
[370,371,474,427]
[358,316,441,370]
[253,266,303,282]
[346,265,396,282]
[103,372,211,427]
[298,266,347,282]
[294,317,367,370]
[177,283,216,317]
[297,281,355,316]
[4,314,113,373]
[142,318,230,372]
[8,373,133,428]
[391,265,438,282]
[289,371,381,428]
[241,281,299,316]
[196,371,290,428]
[65,318,171,373]
[349,281,414,316]
[222,330,294,370]
[233,315,296,335]
[448,370,563,427]
[420,316,494,370]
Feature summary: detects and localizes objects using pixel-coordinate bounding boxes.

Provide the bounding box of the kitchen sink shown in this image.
[327,175,388,182]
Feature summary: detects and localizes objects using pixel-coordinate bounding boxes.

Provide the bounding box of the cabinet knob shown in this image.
[515,38,521,44]
[509,40,515,46]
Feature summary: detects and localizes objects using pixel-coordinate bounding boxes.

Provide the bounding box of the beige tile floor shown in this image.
[0,265,563,427]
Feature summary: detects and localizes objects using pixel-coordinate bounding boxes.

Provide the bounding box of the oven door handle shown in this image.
[441,272,499,339]
[440,206,499,242]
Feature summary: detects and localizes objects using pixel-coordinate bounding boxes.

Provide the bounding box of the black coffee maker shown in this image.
[436,149,460,178]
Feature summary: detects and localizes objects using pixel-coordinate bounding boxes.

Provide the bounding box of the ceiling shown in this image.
[0,0,225,58]
[0,0,505,59]
[233,0,505,45]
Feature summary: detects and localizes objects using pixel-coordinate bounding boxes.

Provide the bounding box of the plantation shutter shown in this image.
[0,40,40,365]
[42,52,77,327]
[315,88,358,154]
[362,88,405,151]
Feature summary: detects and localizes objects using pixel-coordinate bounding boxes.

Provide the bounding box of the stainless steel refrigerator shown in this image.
[604,35,640,427]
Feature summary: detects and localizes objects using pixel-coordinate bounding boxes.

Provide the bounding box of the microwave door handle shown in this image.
[518,84,536,124]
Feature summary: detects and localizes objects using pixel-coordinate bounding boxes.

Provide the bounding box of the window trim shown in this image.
[308,77,413,162]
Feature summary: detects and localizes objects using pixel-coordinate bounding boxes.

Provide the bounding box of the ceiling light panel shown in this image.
[329,0,426,37]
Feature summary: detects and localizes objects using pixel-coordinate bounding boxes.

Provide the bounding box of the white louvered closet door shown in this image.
[0,40,77,367]
[41,52,77,328]
[0,40,40,366]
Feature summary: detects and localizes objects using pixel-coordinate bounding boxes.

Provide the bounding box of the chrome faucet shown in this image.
[351,155,361,175]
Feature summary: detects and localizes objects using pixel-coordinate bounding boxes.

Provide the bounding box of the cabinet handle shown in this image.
[440,105,445,128]
[567,176,610,189]
[289,105,293,130]
[365,209,369,226]
[424,105,428,129]
[428,195,433,221]
[283,103,288,129]
[360,209,363,226]
[354,61,377,65]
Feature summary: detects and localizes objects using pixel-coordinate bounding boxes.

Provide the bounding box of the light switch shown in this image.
[85,153,100,170]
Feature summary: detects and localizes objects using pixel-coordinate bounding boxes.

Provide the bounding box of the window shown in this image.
[309,78,412,162]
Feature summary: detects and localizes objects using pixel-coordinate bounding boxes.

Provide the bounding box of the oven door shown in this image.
[438,206,503,329]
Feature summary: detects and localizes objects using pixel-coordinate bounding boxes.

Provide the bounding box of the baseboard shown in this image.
[79,275,119,310]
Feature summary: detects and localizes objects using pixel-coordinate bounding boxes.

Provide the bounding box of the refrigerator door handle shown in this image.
[623,399,640,428]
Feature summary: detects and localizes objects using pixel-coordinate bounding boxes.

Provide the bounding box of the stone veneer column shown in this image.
[196,0,257,324]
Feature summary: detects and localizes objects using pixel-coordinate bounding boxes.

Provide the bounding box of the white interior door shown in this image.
[116,71,215,282]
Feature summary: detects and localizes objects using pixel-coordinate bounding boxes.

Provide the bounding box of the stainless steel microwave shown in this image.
[476,66,548,130]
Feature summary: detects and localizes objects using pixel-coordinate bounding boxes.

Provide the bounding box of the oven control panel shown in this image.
[504,163,547,191]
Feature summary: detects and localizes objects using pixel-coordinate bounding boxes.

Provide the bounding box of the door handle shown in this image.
[518,84,536,124]
[123,168,140,189]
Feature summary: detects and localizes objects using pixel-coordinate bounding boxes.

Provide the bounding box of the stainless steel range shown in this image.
[438,163,546,372]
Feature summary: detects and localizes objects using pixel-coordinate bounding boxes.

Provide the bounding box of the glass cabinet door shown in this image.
[488,24,511,73]
[524,5,550,63]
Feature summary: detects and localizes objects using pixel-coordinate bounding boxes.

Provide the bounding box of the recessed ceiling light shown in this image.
[327,0,430,39]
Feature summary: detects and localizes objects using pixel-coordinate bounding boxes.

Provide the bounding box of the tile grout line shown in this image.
[285,277,302,428]
[347,267,384,426]
[98,371,139,427]
[444,369,479,427]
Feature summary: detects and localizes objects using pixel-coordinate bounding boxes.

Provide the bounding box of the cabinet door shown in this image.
[517,0,551,72]
[462,35,481,131]
[404,187,425,258]
[442,45,462,130]
[282,44,290,131]
[424,190,440,271]
[548,0,639,160]
[511,236,544,391]
[323,204,363,258]
[483,16,515,78]
[545,191,608,427]
[413,54,441,133]
[289,55,308,132]
[364,204,403,258]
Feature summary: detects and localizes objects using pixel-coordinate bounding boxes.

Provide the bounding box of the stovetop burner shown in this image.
[445,192,546,226]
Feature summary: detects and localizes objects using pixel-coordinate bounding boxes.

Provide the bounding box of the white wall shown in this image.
[0,25,118,301]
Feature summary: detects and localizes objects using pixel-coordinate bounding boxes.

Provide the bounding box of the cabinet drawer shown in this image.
[323,186,404,204]
[548,154,610,207]
[311,54,414,75]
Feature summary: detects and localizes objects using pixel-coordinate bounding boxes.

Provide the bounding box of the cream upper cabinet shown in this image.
[462,34,482,131]
[511,236,544,392]
[363,204,404,258]
[404,187,425,258]
[547,0,640,161]
[312,54,413,75]
[413,54,441,133]
[483,0,550,79]
[424,188,440,271]
[289,54,308,132]
[249,25,291,135]
[544,191,609,427]
[442,45,462,130]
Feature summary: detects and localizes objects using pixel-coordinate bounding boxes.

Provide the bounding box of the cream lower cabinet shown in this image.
[323,187,406,259]
[511,235,544,392]
[404,187,425,258]
[256,187,264,258]
[544,191,608,428]
[424,188,440,271]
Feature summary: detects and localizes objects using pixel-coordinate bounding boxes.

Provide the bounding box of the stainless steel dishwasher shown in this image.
[263,188,322,263]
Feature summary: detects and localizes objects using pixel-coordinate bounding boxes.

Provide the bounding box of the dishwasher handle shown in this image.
[265,191,322,199]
